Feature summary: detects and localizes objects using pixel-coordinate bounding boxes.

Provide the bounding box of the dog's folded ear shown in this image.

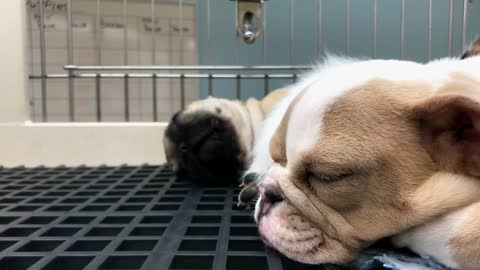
[412,73,480,176]
[461,38,480,59]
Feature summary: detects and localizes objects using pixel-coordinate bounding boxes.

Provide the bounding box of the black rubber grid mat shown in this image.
[0,165,333,270]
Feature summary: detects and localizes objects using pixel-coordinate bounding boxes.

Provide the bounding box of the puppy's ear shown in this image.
[461,38,480,59]
[412,73,480,176]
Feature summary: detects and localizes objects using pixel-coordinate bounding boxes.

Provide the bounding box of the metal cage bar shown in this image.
[207,0,212,64]
[208,74,213,96]
[462,0,468,51]
[95,74,102,121]
[180,75,185,109]
[401,0,405,59]
[263,1,268,64]
[124,75,130,121]
[64,65,310,71]
[123,0,128,65]
[290,0,294,64]
[39,0,47,121]
[152,74,158,121]
[373,0,377,58]
[96,0,102,65]
[151,0,156,64]
[317,0,323,58]
[449,0,454,57]
[66,0,75,121]
[346,0,350,54]
[179,0,184,64]
[236,75,241,99]
[30,73,300,79]
[428,0,432,61]
[264,74,269,96]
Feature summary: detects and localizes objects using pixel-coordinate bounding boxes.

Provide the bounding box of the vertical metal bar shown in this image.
[67,0,75,121]
[168,17,173,106]
[263,2,267,64]
[96,75,102,121]
[180,75,185,109]
[207,0,211,64]
[123,0,128,65]
[28,5,36,119]
[346,0,350,54]
[179,0,184,65]
[449,0,454,57]
[264,74,269,96]
[39,0,47,121]
[318,0,323,57]
[462,0,468,52]
[290,0,294,64]
[401,0,405,59]
[208,75,213,96]
[124,75,130,121]
[152,74,157,121]
[236,75,241,100]
[428,0,432,61]
[373,0,377,58]
[235,2,240,64]
[96,0,102,65]
[151,0,155,64]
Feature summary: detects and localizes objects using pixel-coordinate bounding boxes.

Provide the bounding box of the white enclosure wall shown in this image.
[0,1,167,167]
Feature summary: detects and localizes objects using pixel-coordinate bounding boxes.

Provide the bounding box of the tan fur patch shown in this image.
[260,88,288,115]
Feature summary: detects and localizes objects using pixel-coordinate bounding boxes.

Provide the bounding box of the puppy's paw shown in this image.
[237,173,260,209]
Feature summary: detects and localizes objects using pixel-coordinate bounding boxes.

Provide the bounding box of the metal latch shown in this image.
[233,0,265,44]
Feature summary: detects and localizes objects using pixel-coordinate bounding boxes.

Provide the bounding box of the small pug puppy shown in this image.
[163,88,286,186]
[246,51,480,268]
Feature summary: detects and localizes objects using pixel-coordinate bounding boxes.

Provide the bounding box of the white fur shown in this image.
[393,204,479,269]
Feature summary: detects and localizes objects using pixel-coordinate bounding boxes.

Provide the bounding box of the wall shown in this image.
[197,0,479,100]
[0,1,30,122]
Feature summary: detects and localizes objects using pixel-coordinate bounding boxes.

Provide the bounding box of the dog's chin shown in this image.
[256,199,358,265]
[257,201,328,264]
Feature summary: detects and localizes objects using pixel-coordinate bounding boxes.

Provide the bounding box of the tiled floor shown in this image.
[0,165,333,270]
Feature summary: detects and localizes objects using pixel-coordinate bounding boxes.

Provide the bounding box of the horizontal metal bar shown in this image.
[30,74,300,79]
[64,65,311,71]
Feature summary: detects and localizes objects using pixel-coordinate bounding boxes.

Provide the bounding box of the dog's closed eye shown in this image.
[308,171,354,183]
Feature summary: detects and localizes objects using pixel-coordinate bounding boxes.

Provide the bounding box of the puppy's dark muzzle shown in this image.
[166,111,246,186]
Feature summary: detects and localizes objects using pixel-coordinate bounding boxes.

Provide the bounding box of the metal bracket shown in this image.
[233,0,266,44]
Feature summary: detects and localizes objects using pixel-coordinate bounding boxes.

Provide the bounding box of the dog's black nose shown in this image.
[264,188,283,204]
[261,176,284,205]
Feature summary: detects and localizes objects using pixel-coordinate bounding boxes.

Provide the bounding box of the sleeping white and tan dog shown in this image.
[245,52,480,269]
